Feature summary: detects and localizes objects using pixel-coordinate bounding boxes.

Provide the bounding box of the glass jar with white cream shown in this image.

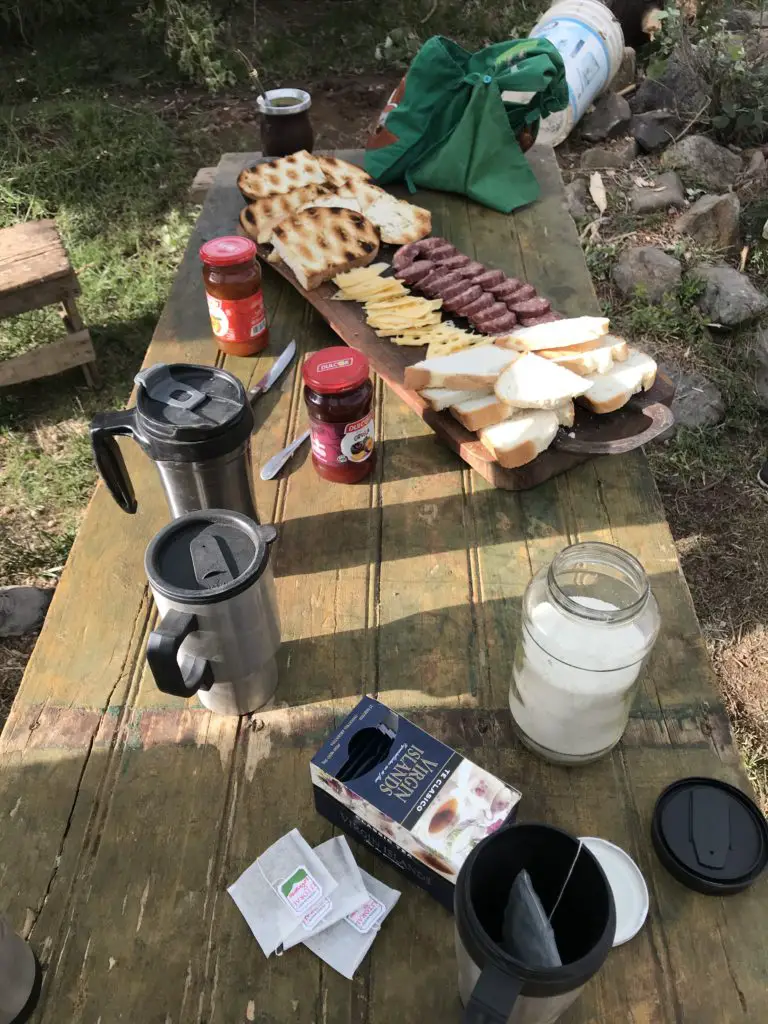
[510,542,660,765]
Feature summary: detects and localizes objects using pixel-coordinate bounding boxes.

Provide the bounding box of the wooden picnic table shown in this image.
[1,148,766,1024]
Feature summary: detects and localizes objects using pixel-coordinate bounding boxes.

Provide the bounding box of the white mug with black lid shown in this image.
[145,509,280,716]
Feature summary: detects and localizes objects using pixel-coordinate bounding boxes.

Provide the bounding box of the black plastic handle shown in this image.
[463,965,523,1024]
[90,410,139,514]
[146,609,214,698]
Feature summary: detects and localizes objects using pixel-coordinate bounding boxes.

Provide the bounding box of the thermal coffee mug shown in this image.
[455,823,615,1024]
[0,917,38,1024]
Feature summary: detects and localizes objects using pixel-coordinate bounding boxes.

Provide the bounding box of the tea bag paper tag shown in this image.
[346,896,385,934]
[281,836,370,950]
[227,828,337,958]
[303,869,400,979]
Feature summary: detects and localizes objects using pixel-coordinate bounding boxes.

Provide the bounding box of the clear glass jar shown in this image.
[509,542,660,765]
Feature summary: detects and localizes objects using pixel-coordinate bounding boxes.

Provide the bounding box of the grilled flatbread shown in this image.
[317,155,372,189]
[339,181,431,244]
[269,207,380,290]
[237,150,326,200]
[239,184,328,244]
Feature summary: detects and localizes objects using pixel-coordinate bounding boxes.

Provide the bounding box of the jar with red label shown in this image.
[199,236,268,356]
[302,347,375,484]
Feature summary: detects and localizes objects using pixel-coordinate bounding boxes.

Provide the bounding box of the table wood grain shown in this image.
[0,149,765,1024]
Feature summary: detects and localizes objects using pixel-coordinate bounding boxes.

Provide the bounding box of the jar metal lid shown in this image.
[303,346,370,394]
[200,236,257,267]
[257,88,312,115]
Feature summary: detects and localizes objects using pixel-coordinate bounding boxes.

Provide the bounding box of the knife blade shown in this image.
[248,339,297,405]
[260,429,311,481]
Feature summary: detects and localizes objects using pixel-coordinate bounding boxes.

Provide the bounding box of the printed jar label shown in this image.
[346,896,385,934]
[275,865,323,916]
[310,412,374,467]
[206,290,267,343]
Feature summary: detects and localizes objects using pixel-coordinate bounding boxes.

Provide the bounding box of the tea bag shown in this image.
[227,828,338,957]
[281,836,370,950]
[502,869,562,968]
[303,869,400,979]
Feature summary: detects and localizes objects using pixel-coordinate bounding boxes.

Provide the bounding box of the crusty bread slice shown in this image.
[237,151,326,200]
[579,349,657,414]
[269,207,380,291]
[450,393,512,432]
[317,155,372,189]
[420,386,492,412]
[538,335,629,375]
[496,317,610,353]
[239,184,328,244]
[338,181,432,244]
[404,347,519,391]
[300,196,363,214]
[555,400,575,428]
[479,410,560,468]
[494,353,592,409]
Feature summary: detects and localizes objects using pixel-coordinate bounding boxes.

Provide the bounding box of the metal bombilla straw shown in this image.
[236,49,275,112]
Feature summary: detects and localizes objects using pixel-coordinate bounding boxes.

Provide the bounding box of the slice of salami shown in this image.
[458,260,486,278]
[439,253,471,271]
[447,285,483,315]
[472,269,505,290]
[505,283,536,303]
[470,301,509,325]
[419,236,449,252]
[415,269,448,294]
[509,296,551,316]
[428,244,458,263]
[519,312,562,327]
[395,259,434,284]
[393,241,424,269]
[492,279,524,299]
[460,293,496,318]
[421,270,466,297]
[475,312,519,334]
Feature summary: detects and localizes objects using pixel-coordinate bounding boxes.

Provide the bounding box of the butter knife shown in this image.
[247,339,297,406]
[260,429,311,481]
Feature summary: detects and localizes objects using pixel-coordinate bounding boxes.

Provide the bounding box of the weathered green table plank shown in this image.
[0,148,764,1024]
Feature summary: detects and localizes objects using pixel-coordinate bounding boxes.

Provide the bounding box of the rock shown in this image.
[0,586,53,637]
[564,177,590,220]
[612,46,637,92]
[764,219,768,242]
[692,264,768,326]
[659,364,725,429]
[752,325,768,409]
[631,172,686,215]
[744,149,767,180]
[612,246,682,304]
[631,60,710,119]
[631,111,678,152]
[581,137,638,170]
[673,193,740,248]
[725,9,759,31]
[661,135,743,191]
[581,93,632,142]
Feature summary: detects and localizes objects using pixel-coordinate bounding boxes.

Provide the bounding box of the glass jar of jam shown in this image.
[258,89,314,157]
[302,347,375,484]
[199,236,268,356]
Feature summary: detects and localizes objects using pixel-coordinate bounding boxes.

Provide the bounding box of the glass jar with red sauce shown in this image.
[302,347,375,484]
[199,236,268,356]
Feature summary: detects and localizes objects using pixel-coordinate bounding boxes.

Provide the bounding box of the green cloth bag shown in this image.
[365,36,568,213]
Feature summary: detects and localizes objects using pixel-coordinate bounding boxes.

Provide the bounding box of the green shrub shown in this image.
[135,0,236,91]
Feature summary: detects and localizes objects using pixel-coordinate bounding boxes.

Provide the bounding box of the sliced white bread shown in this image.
[300,196,363,215]
[269,207,380,290]
[538,335,629,376]
[337,181,432,244]
[555,400,575,428]
[420,386,492,412]
[496,316,610,353]
[479,410,560,468]
[450,393,512,432]
[404,347,519,391]
[494,353,592,410]
[579,349,657,415]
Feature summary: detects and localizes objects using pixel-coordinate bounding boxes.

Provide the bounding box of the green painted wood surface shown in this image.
[0,149,764,1024]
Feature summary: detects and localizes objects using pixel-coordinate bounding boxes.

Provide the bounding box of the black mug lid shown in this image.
[652,777,768,895]
[134,363,251,449]
[145,509,276,605]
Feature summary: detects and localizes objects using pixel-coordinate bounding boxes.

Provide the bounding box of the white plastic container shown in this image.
[531,0,624,146]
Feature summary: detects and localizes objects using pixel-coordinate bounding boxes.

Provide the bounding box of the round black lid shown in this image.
[134,363,252,453]
[652,777,768,895]
[145,509,276,605]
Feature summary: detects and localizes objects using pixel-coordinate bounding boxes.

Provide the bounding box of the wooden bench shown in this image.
[0,219,96,388]
[0,149,765,1022]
